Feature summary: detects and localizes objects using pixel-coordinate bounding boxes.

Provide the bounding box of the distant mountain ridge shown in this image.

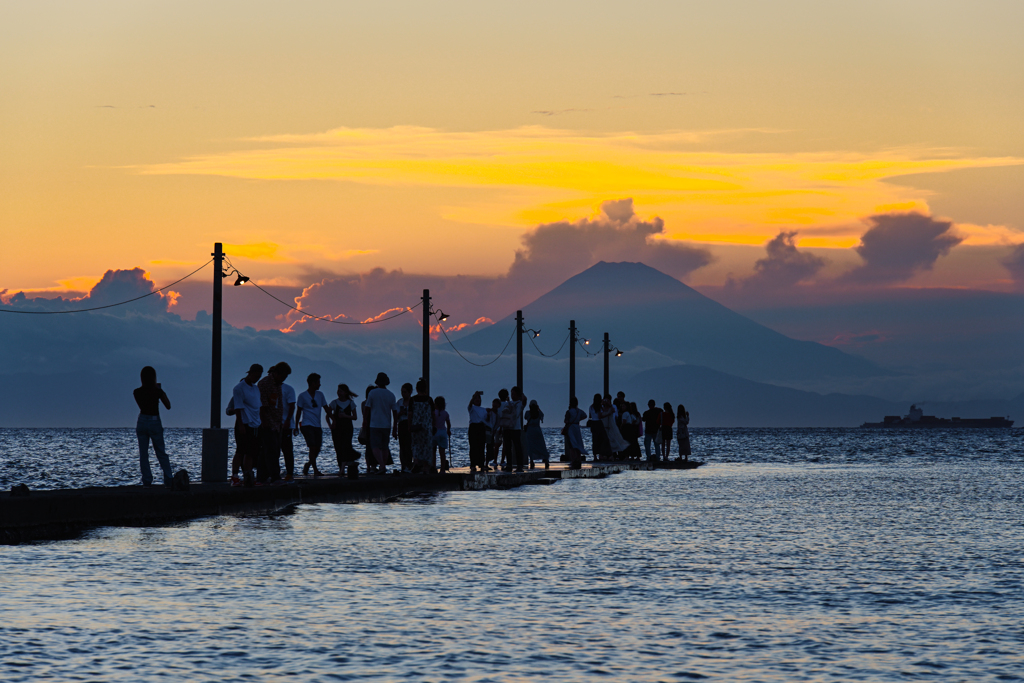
[455,261,888,385]
[620,364,1023,427]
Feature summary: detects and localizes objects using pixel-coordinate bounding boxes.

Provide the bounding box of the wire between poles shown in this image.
[528,331,570,358]
[435,315,516,367]
[226,256,420,325]
[0,259,213,315]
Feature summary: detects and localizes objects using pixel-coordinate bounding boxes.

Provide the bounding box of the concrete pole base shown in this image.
[201,428,230,483]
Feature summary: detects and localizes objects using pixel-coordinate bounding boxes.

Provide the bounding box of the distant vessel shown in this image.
[861,404,1014,428]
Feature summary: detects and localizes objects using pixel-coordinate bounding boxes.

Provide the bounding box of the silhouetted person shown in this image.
[366,372,398,475]
[589,393,610,461]
[327,384,360,474]
[497,388,511,469]
[601,395,629,457]
[503,386,526,472]
[226,395,244,482]
[279,364,296,481]
[257,363,289,484]
[395,382,414,472]
[563,396,588,469]
[661,402,675,461]
[467,391,488,473]
[232,363,263,487]
[409,378,434,473]
[524,399,550,469]
[619,401,638,459]
[676,404,691,462]
[485,397,502,471]
[297,373,327,476]
[134,366,172,487]
[642,399,662,462]
[433,396,452,472]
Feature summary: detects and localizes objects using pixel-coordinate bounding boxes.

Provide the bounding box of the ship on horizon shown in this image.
[861,404,1014,428]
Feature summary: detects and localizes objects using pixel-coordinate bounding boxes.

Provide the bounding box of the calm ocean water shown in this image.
[2,428,1023,681]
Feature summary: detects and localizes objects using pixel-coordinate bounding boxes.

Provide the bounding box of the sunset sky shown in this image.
[3,1,1023,309]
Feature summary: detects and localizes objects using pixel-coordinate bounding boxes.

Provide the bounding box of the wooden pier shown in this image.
[0,461,702,544]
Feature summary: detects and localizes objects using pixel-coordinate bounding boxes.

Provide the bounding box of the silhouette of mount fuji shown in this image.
[455,261,887,384]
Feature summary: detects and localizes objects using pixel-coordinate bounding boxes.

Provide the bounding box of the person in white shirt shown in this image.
[297,373,328,476]
[231,363,263,487]
[278,365,297,481]
[366,372,398,474]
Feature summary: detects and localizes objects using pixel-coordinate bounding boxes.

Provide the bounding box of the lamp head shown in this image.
[233,273,249,286]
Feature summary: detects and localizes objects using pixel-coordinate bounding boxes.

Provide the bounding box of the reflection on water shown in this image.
[2,430,1023,681]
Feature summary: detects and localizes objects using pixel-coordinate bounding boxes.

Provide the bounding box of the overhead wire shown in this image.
[573,327,602,357]
[528,331,570,358]
[434,313,517,367]
[226,256,420,325]
[0,259,213,315]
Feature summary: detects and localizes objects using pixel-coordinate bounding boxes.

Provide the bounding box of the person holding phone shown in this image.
[133,366,173,487]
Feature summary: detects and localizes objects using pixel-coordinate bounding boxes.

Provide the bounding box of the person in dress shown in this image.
[661,402,675,462]
[619,401,640,460]
[232,363,263,487]
[676,404,692,462]
[467,391,488,473]
[133,366,173,487]
[409,378,434,473]
[563,396,588,469]
[328,384,360,474]
[297,373,327,476]
[601,395,630,457]
[524,399,550,470]
[433,396,452,472]
[588,393,610,461]
[278,364,297,481]
[395,382,413,473]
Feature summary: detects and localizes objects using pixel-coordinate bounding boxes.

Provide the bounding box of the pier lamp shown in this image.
[221,268,250,286]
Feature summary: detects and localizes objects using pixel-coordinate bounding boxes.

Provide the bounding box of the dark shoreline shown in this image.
[1,461,702,545]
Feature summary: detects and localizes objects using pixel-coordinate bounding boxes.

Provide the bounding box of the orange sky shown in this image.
[2,1,1023,295]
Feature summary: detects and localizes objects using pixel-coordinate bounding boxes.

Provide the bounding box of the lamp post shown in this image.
[201,242,229,482]
[569,319,576,406]
[516,310,524,391]
[422,289,430,396]
[603,332,610,398]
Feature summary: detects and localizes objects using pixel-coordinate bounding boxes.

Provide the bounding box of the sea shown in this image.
[1,427,1022,682]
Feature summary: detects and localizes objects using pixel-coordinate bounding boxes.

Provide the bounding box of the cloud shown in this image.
[729,231,827,290]
[1,268,174,315]
[841,212,963,284]
[508,199,712,286]
[133,125,1023,248]
[282,200,712,335]
[531,108,593,116]
[1003,243,1024,285]
[224,242,289,262]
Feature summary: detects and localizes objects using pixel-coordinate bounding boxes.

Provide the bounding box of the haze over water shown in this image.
[2,428,1022,681]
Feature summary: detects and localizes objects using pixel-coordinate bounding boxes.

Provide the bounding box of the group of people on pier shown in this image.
[132,363,692,488]
[583,393,691,463]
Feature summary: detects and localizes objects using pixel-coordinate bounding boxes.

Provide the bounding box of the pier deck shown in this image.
[1,460,702,544]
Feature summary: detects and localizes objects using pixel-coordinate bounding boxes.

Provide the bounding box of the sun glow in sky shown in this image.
[2,0,1023,295]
